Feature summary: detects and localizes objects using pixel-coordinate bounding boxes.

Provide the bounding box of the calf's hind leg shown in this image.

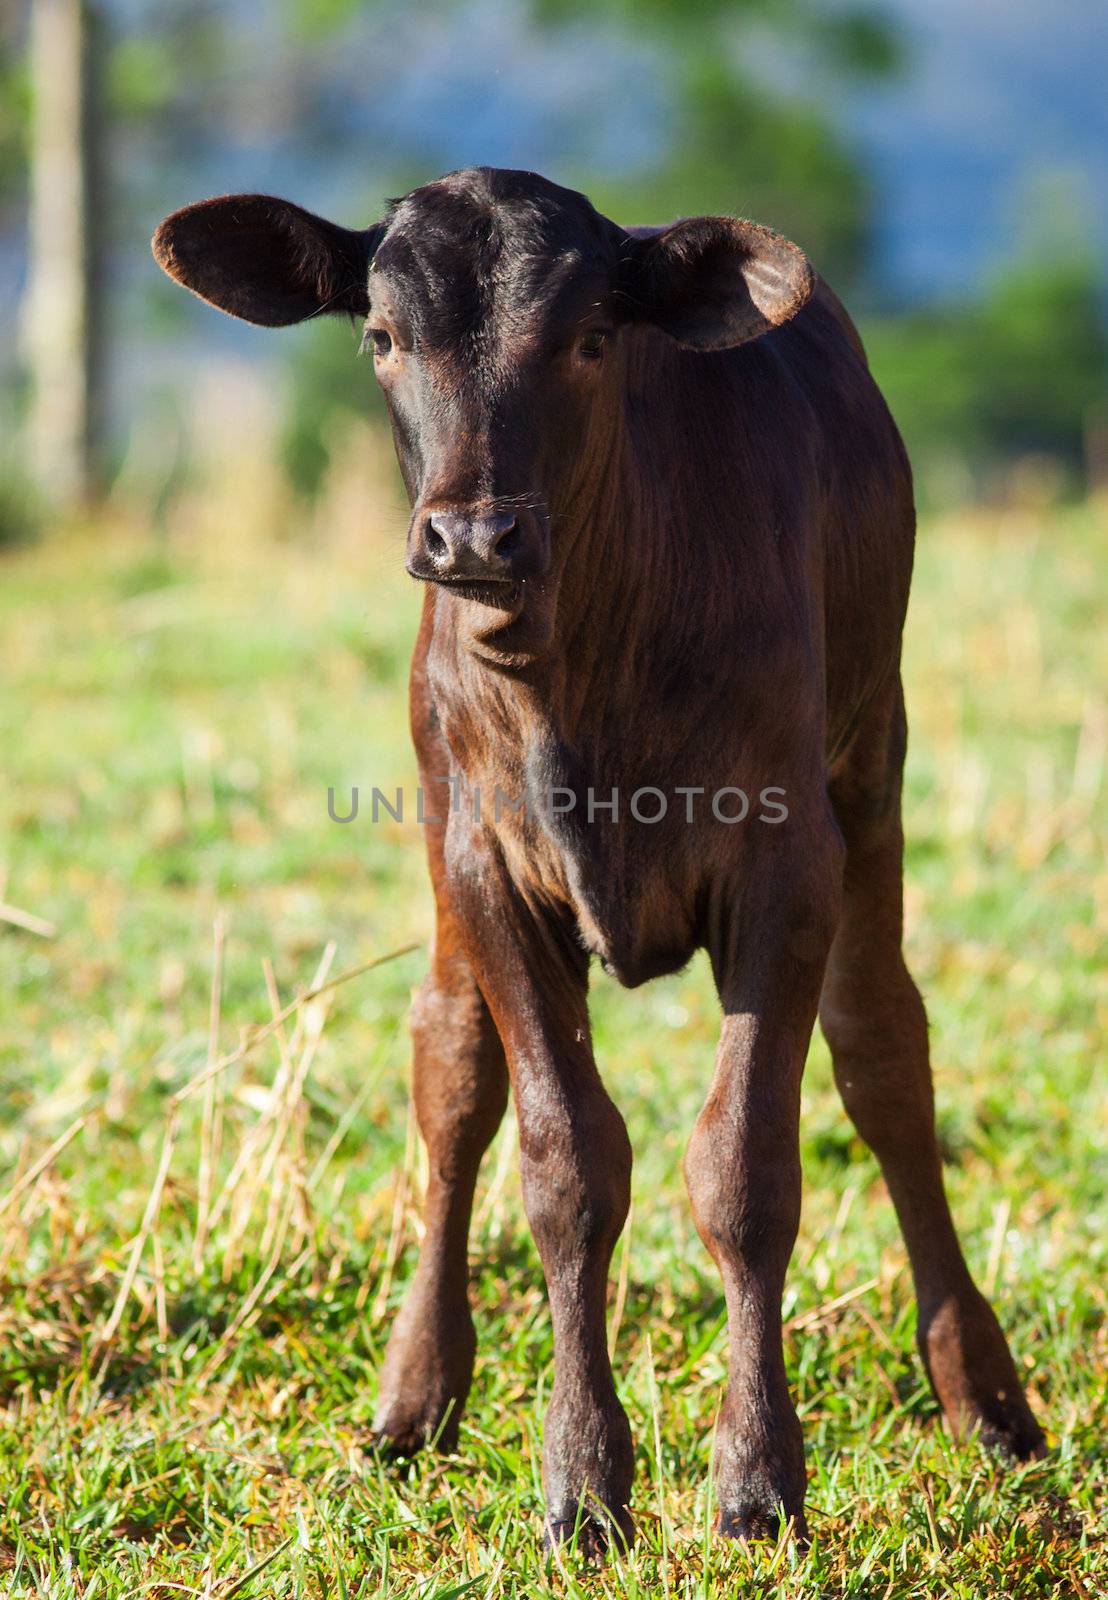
[371,908,509,1455]
[820,687,1044,1458]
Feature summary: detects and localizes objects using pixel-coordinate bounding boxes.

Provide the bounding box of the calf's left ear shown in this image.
[621,216,815,351]
[152,193,383,327]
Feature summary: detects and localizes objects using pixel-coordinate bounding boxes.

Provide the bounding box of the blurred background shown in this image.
[0,0,1106,537]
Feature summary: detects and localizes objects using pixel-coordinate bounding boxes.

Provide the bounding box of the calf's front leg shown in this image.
[371,918,508,1454]
[686,841,842,1540]
[448,829,634,1552]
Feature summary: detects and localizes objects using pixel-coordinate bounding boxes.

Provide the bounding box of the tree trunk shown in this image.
[21,0,106,509]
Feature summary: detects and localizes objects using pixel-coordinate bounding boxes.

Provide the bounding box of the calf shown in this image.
[155,167,1044,1549]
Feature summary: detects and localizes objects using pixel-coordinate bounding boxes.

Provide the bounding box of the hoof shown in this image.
[712,1411,808,1549]
[973,1395,1047,1463]
[543,1503,634,1561]
[368,1396,461,1459]
[718,1503,808,1545]
[921,1292,1046,1465]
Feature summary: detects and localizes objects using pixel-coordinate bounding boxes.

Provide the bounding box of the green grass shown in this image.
[0,487,1104,1596]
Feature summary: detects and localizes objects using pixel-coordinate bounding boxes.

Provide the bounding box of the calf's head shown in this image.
[154,168,813,650]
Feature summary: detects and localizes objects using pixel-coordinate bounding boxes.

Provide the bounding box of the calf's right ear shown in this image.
[152,194,384,327]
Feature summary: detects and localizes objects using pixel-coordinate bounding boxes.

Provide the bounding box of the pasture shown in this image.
[0,480,1104,1596]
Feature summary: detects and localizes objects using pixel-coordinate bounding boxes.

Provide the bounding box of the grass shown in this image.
[0,474,1104,1597]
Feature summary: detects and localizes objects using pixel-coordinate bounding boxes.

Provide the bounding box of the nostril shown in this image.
[493,519,520,560]
[425,524,448,560]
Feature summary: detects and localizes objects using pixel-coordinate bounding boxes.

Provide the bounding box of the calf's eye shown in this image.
[578,330,608,361]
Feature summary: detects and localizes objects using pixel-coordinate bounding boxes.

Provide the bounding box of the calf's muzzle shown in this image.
[407,506,547,587]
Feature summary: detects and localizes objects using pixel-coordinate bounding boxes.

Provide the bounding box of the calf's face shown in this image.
[363,177,628,611]
[153,168,814,653]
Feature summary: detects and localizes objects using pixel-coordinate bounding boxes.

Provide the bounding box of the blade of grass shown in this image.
[193,912,227,1273]
[171,942,421,1108]
[0,1112,91,1218]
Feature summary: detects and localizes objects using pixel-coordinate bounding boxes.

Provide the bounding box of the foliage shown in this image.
[0,472,43,549]
[281,318,385,499]
[865,253,1108,496]
[0,489,1104,1593]
[974,258,1108,462]
[585,48,872,281]
[0,24,29,217]
[536,0,896,278]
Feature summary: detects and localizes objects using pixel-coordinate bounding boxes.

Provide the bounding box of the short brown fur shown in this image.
[155,166,1045,1551]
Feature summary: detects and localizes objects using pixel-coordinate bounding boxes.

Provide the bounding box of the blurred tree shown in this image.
[540,0,901,280]
[20,0,107,508]
[585,48,872,283]
[974,258,1108,465]
[865,252,1108,496]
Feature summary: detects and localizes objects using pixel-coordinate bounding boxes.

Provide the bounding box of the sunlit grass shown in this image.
[0,482,1104,1596]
